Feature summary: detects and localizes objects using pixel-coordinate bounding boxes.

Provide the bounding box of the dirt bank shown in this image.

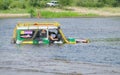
[0,13,30,18]
[40,7,120,17]
[66,7,120,17]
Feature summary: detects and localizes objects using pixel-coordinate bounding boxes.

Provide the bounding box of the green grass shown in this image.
[0,8,99,18]
[40,11,79,18]
[0,8,28,13]
[99,7,120,13]
[40,10,98,18]
[79,13,99,17]
[88,7,120,13]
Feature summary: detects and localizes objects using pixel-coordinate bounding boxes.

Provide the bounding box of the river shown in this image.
[0,17,120,75]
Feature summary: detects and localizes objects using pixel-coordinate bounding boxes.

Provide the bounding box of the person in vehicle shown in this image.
[49,31,58,43]
[40,29,47,38]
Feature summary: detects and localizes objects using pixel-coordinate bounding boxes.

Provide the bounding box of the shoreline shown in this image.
[0,13,30,18]
[0,13,98,18]
[0,13,120,19]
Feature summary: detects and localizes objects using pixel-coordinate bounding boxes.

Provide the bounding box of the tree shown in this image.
[98,0,117,7]
[29,0,41,7]
[58,0,73,6]
[0,0,12,10]
[113,0,120,7]
[10,0,26,9]
[28,8,36,18]
[75,0,120,7]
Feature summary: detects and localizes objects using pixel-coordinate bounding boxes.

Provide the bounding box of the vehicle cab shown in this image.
[12,22,77,45]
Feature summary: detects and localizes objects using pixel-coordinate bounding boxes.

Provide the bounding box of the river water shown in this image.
[0,17,120,75]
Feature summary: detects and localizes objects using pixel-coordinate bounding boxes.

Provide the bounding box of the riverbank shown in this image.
[0,7,120,18]
[67,7,120,17]
[0,13,30,18]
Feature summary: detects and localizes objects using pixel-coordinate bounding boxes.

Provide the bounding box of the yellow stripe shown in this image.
[58,29,76,44]
[12,26,17,39]
[22,41,33,44]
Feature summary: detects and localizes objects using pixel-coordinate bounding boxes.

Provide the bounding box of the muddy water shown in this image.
[0,18,120,75]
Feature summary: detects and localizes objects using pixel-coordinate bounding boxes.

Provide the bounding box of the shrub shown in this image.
[10,1,26,9]
[28,8,36,18]
[0,0,11,10]
[58,0,73,6]
[74,0,120,7]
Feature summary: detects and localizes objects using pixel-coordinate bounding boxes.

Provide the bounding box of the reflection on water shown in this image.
[0,18,120,74]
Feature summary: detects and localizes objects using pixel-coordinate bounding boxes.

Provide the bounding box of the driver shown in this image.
[49,31,58,43]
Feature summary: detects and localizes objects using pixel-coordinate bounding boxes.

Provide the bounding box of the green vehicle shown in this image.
[12,22,89,45]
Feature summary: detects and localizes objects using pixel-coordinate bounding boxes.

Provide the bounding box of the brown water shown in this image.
[0,18,120,75]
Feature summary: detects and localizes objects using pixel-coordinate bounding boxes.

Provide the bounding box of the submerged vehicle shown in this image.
[12,22,89,44]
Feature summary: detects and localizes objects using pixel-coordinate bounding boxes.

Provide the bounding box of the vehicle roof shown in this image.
[17,22,60,27]
[16,22,60,30]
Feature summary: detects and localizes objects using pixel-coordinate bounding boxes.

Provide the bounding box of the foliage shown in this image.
[74,0,120,7]
[58,0,73,6]
[10,1,26,9]
[0,0,120,10]
[0,0,12,10]
[0,0,120,18]
[28,8,36,18]
[28,0,40,7]
[75,0,99,7]
[39,0,48,7]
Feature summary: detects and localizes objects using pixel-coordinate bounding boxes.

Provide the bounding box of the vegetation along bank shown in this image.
[0,0,120,18]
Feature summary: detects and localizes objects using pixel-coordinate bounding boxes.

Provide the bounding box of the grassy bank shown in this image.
[0,8,29,18]
[40,10,98,18]
[0,7,120,18]
[0,8,28,14]
[90,7,120,13]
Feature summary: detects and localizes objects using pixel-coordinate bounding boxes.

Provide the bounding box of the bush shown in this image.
[113,0,120,7]
[39,0,47,8]
[28,8,36,18]
[58,0,73,6]
[10,1,26,9]
[0,0,11,10]
[75,0,97,7]
[74,0,120,7]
